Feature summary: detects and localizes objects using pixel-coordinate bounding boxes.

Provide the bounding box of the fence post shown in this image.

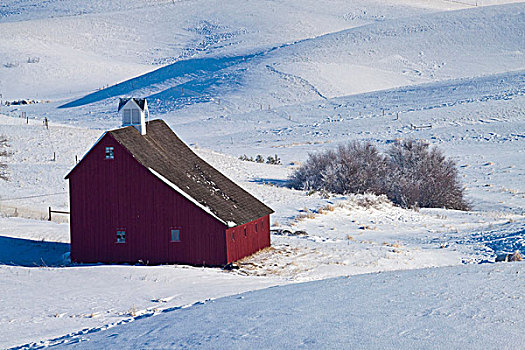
[48,206,52,221]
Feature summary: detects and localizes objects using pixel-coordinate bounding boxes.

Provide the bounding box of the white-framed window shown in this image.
[131,109,141,124]
[116,230,126,243]
[170,228,181,242]
[105,146,114,160]
[123,109,131,125]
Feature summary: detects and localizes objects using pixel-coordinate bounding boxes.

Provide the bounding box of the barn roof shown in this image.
[106,119,273,226]
[118,98,147,112]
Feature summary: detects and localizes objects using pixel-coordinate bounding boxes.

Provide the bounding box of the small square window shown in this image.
[116,230,126,243]
[170,229,180,242]
[105,146,114,159]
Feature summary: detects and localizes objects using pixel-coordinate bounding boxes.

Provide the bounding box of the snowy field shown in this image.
[1,0,524,348]
[51,262,525,349]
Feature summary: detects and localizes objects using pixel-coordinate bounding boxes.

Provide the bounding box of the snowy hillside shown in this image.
[0,0,524,348]
[33,262,525,349]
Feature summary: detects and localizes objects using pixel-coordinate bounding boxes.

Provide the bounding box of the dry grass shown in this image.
[237,246,276,266]
[510,251,522,262]
[295,212,316,221]
[318,204,335,215]
[383,241,402,248]
[128,305,137,317]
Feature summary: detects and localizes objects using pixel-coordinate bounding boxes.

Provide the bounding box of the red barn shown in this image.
[66,99,273,266]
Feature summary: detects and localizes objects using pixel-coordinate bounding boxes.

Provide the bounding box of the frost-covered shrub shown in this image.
[289,140,469,210]
[266,154,281,165]
[239,153,281,165]
[386,140,469,210]
[289,142,388,196]
[239,154,253,162]
[288,149,335,191]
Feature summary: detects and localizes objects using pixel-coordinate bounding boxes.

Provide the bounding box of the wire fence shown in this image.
[0,192,69,222]
[442,0,479,6]
[0,192,68,202]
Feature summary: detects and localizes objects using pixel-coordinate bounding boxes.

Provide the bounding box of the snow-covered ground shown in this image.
[1,0,524,348]
[1,111,524,348]
[0,217,282,349]
[30,262,525,349]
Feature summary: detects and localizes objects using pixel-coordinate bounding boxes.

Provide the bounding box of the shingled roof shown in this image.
[118,98,147,112]
[106,119,273,226]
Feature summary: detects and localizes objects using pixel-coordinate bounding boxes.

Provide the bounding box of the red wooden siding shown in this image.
[225,215,271,263]
[69,133,229,266]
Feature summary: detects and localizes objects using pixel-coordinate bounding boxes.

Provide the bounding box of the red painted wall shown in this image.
[69,133,229,265]
[225,215,271,263]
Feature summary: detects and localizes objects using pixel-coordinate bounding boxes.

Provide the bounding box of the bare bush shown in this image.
[289,142,388,195]
[289,139,469,210]
[239,153,281,165]
[266,154,281,165]
[386,140,469,210]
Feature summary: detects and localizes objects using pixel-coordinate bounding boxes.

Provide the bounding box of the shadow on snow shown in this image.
[250,178,289,187]
[0,235,70,267]
[58,52,269,110]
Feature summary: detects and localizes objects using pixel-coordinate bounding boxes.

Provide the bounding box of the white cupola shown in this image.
[118,98,149,135]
